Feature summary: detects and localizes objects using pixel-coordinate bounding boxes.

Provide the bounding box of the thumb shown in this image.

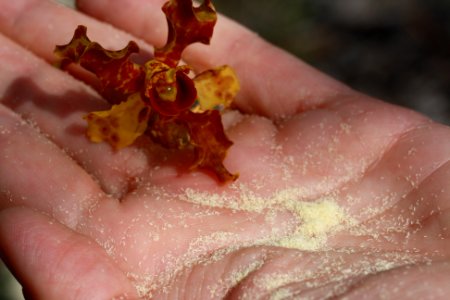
[0,207,138,300]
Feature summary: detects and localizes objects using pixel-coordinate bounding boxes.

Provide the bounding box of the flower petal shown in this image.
[154,0,217,67]
[182,110,238,182]
[55,25,144,100]
[84,93,150,149]
[149,110,238,182]
[193,65,240,112]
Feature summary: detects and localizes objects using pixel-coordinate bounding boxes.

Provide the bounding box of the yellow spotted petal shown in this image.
[193,65,239,112]
[84,93,150,149]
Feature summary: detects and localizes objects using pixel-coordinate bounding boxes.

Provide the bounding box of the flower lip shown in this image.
[148,70,197,116]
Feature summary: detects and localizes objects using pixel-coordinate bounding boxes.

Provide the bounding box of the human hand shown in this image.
[1,0,450,299]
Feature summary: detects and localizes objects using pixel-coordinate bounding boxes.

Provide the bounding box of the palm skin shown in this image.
[1,0,450,299]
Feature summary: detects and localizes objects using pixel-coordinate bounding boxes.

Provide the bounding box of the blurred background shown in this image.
[1,0,450,299]
[213,0,450,124]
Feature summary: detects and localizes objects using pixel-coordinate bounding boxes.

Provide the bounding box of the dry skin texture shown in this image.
[130,187,353,297]
[126,180,428,298]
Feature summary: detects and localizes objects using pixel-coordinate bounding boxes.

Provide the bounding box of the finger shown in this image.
[68,0,351,118]
[0,0,152,63]
[0,0,349,118]
[0,207,138,299]
[0,34,154,197]
[0,105,104,227]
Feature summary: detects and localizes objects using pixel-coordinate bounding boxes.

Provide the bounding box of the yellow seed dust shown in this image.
[181,186,352,251]
[269,288,293,300]
[275,199,347,250]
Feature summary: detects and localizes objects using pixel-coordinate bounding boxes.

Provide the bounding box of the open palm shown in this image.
[1,0,450,299]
